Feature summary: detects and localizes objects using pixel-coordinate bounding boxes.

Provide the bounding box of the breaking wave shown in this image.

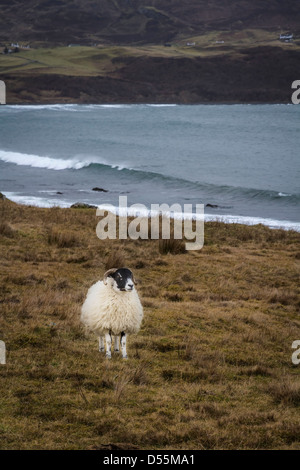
[0,150,94,171]
[1,150,299,206]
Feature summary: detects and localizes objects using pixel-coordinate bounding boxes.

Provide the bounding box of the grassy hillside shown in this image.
[0,197,299,449]
[1,35,300,104]
[1,29,299,76]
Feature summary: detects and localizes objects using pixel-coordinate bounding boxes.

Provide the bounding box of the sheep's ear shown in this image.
[103,268,118,285]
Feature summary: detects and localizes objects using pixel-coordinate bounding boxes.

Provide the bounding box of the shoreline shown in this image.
[3,101,294,107]
[2,192,300,233]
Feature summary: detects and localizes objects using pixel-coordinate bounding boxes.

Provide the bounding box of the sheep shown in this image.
[81,267,143,359]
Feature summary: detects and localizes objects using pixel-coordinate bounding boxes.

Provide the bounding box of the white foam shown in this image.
[146,104,178,107]
[4,104,79,111]
[0,149,133,172]
[204,213,300,232]
[96,104,133,109]
[96,204,300,232]
[2,104,178,112]
[3,192,71,208]
[0,150,91,170]
[2,192,300,232]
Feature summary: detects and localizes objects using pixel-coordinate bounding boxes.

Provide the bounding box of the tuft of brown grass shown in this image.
[242,365,273,377]
[0,221,16,238]
[268,379,300,406]
[104,250,126,270]
[47,226,80,248]
[267,289,300,307]
[164,292,183,302]
[159,238,186,255]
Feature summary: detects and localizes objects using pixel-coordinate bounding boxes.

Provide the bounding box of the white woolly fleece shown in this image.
[81,281,143,335]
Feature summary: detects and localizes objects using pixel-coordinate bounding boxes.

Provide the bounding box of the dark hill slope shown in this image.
[4,46,299,104]
[1,0,299,45]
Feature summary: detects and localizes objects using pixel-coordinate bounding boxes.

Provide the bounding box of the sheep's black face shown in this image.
[109,268,135,292]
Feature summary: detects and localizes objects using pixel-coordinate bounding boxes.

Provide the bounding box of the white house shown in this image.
[279,33,293,41]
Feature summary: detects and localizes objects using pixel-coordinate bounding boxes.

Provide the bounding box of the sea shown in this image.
[0,103,299,231]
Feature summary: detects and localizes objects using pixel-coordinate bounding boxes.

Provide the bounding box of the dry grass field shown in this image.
[0,197,299,450]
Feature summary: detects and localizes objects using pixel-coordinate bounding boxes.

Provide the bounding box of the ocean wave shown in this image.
[85,164,300,202]
[1,150,299,204]
[0,150,92,170]
[87,164,300,202]
[0,149,132,171]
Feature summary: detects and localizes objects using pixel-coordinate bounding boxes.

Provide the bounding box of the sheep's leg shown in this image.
[121,332,127,359]
[105,332,112,359]
[99,336,105,352]
[114,335,120,353]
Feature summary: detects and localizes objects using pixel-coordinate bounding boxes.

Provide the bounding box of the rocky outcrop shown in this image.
[70,202,97,209]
